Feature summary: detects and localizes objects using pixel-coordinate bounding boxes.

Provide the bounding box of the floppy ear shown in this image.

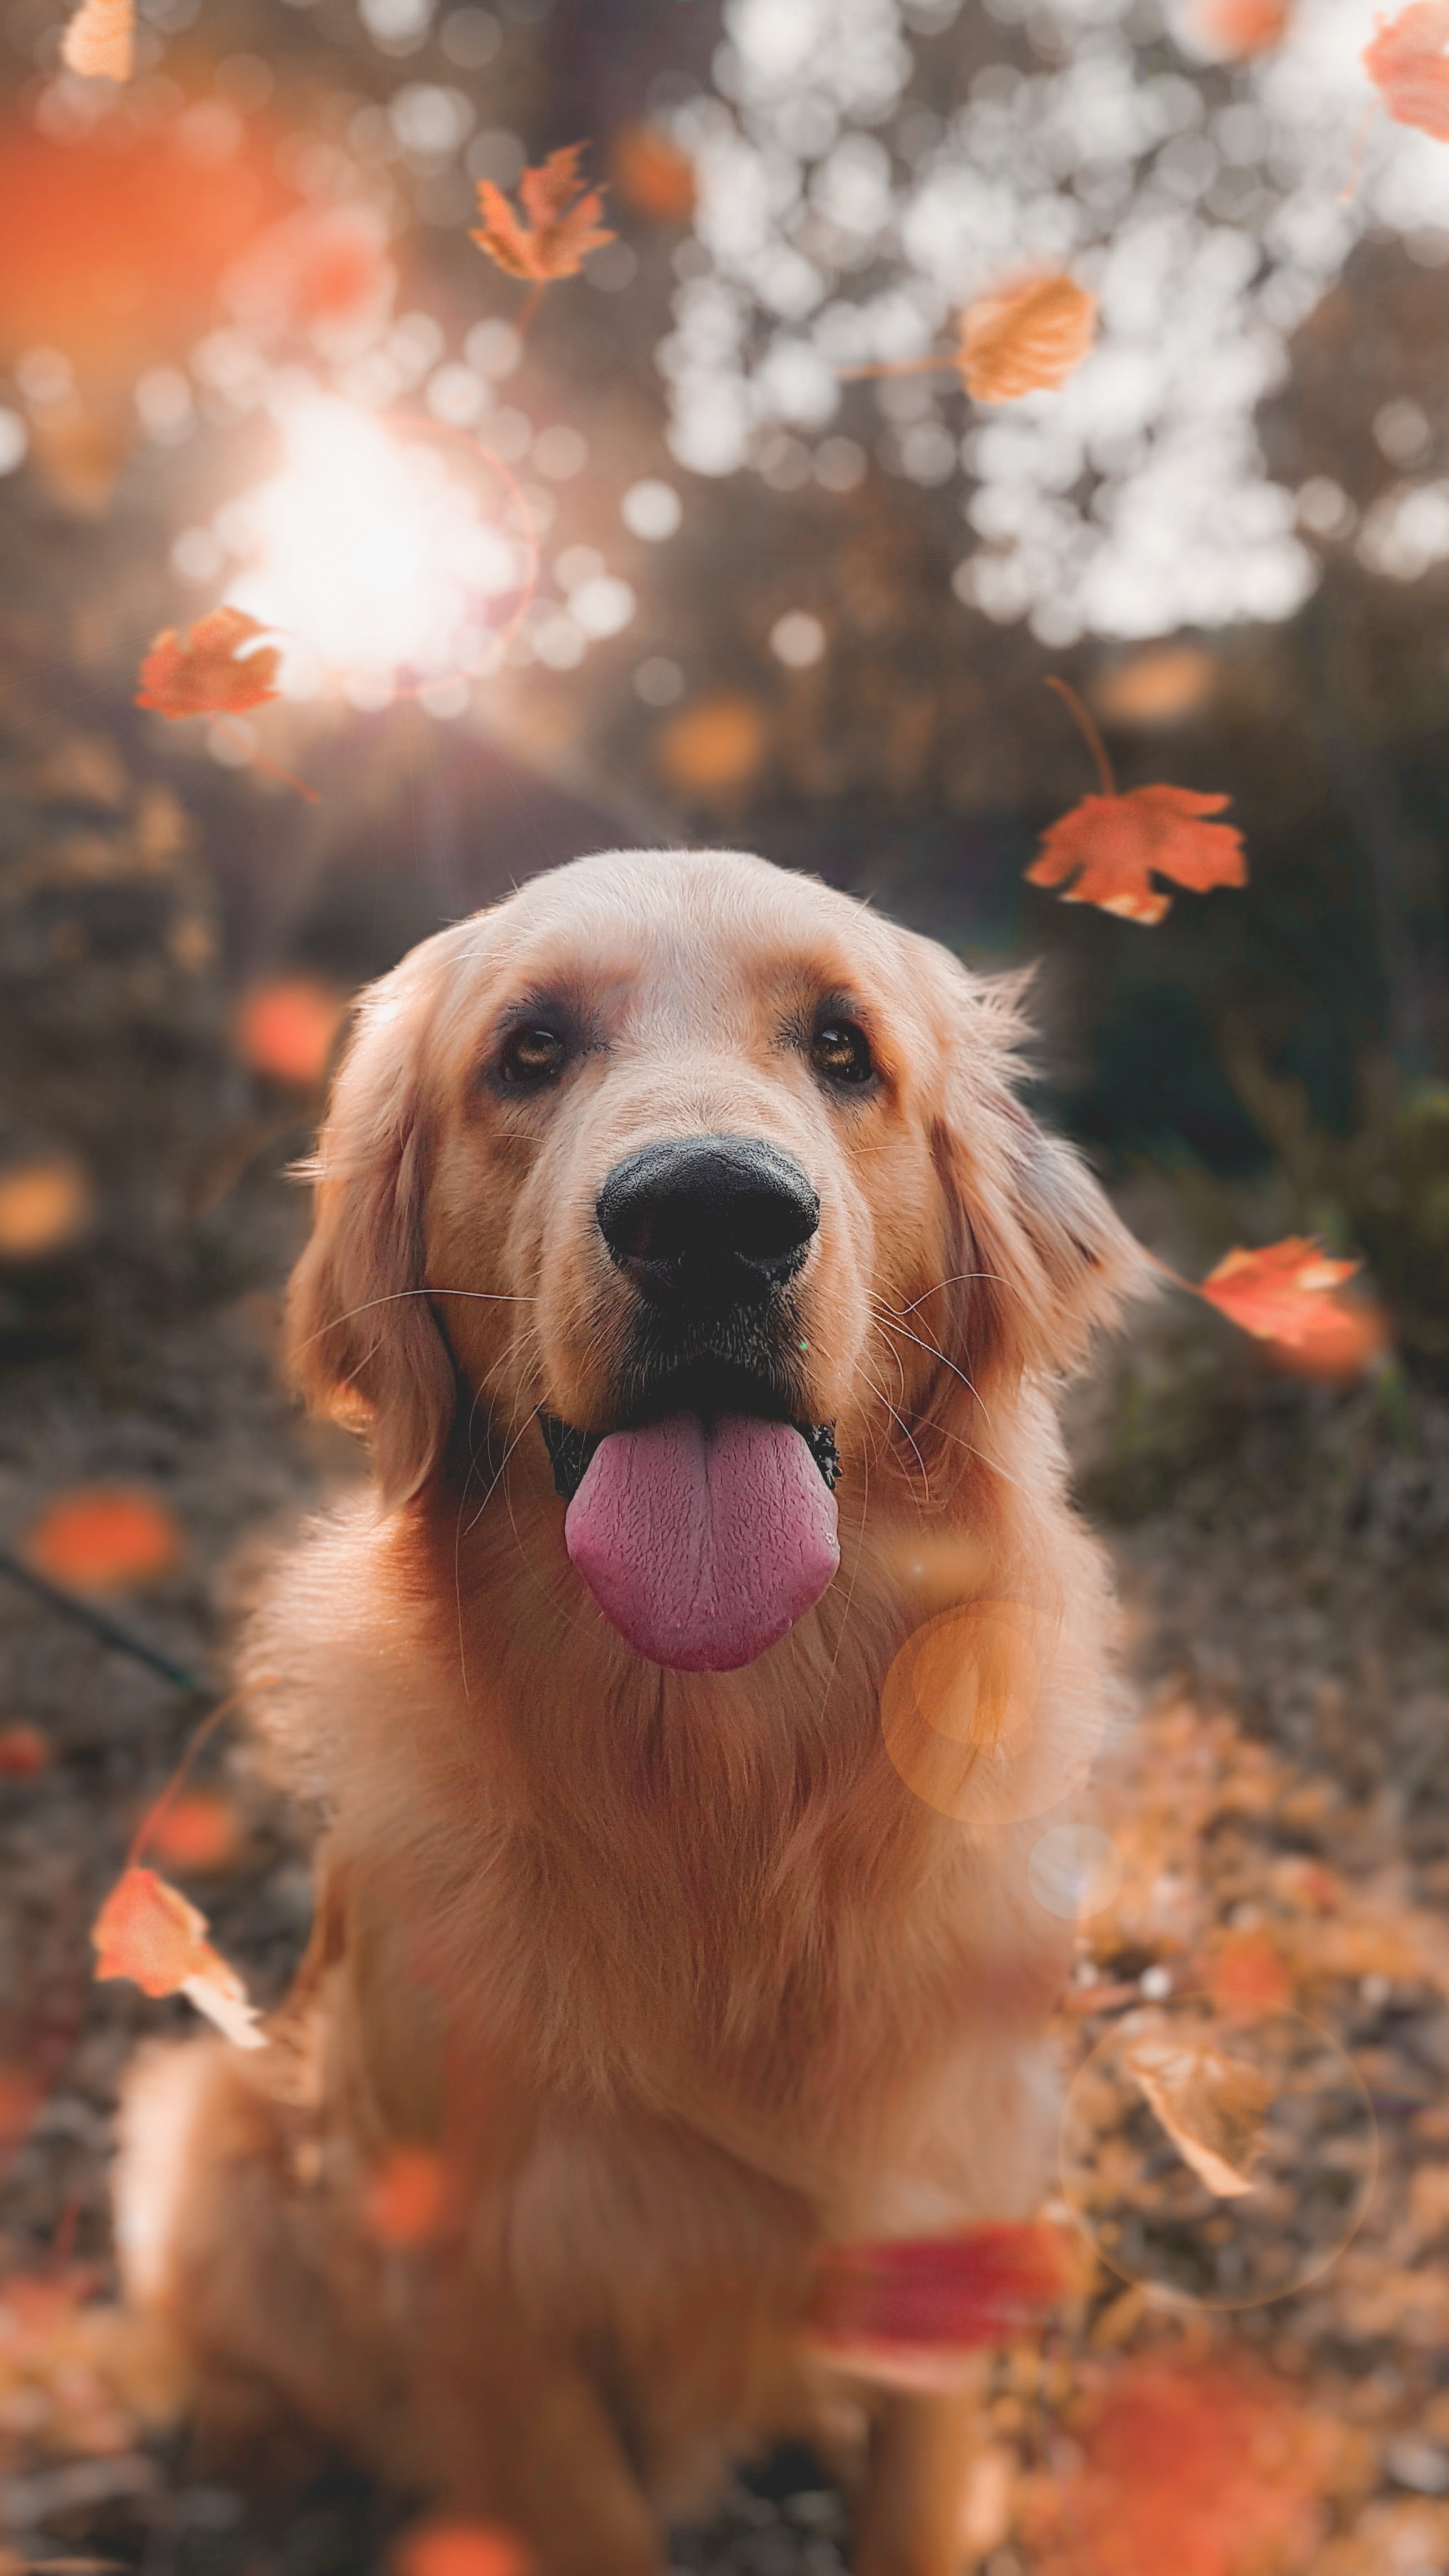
[920,953,1149,1400]
[285,939,460,1507]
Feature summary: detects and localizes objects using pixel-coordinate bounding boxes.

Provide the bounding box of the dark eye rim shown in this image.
[809,1015,878,1090]
[495,1020,569,1089]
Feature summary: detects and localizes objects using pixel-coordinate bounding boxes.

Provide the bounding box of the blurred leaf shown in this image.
[957,275,1097,402]
[234,979,348,1086]
[135,609,281,721]
[1364,1,1449,140]
[144,1789,244,1876]
[393,2522,534,2576]
[59,0,133,79]
[23,1489,182,1593]
[92,1866,264,2049]
[1197,1240,1389,1375]
[0,1157,92,1263]
[1122,2032,1273,2196]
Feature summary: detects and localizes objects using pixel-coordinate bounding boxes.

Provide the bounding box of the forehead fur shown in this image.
[415,847,971,1074]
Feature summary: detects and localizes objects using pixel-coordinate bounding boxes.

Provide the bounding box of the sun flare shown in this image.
[222,395,527,701]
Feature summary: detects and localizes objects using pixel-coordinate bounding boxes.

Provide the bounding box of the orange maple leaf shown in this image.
[1364,0,1449,138]
[1197,1239,1388,1375]
[1027,785,1247,924]
[60,0,133,81]
[808,2223,1069,2381]
[93,1866,264,2049]
[957,275,1097,403]
[471,144,613,284]
[135,607,281,720]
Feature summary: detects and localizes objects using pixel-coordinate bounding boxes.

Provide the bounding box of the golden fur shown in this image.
[115,849,1144,2573]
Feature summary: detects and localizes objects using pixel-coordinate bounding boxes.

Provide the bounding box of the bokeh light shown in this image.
[221,393,529,693]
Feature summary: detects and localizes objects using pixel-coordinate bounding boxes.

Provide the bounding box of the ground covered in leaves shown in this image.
[1,1149,1448,2575]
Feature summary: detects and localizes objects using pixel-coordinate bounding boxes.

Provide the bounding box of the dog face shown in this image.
[289,849,1136,1667]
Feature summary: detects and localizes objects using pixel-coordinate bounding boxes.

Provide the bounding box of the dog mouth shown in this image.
[537,1361,841,1674]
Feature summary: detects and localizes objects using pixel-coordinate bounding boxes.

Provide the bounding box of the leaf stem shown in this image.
[1045,675,1117,800]
[128,1691,241,1868]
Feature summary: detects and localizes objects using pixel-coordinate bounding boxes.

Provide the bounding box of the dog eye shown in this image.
[811,1020,875,1087]
[499,1023,566,1087]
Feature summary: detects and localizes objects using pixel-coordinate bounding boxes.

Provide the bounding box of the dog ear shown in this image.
[918,953,1148,1406]
[285,939,460,1506]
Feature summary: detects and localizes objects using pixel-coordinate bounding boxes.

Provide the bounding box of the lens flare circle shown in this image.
[1060,1995,1376,2307]
[881,1600,1100,1829]
[1028,1823,1122,1920]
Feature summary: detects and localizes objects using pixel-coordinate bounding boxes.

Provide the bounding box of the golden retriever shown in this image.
[116,847,1142,2575]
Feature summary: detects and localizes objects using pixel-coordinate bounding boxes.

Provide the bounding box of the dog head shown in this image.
[287,849,1140,1670]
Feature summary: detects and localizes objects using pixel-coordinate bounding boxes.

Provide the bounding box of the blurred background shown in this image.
[1,0,1449,2567]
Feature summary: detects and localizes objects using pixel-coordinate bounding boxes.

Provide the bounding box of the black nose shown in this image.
[596,1135,820,1308]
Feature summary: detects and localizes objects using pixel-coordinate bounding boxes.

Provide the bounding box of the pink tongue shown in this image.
[564,1415,839,1672]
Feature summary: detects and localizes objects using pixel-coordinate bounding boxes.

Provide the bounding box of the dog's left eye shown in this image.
[811,1020,875,1087]
[499,1024,566,1087]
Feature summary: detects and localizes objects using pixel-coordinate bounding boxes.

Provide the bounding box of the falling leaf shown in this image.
[956,275,1097,403]
[22,1487,182,1592]
[809,2223,1069,2379]
[655,694,768,797]
[60,0,133,80]
[1197,1239,1388,1375]
[234,980,349,1086]
[1022,2359,1331,2576]
[0,1157,92,1261]
[609,123,697,223]
[93,1867,265,2049]
[1027,785,1247,924]
[0,1724,49,1777]
[1190,0,1292,53]
[393,2521,534,2576]
[470,144,613,284]
[365,2147,451,2249]
[1364,0,1449,139]
[1123,2032,1273,2196]
[145,1789,244,1876]
[135,608,281,722]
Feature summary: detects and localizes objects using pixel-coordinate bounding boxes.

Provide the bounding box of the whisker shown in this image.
[294,1286,538,1356]
[893,1271,1009,1317]
[868,1301,994,1432]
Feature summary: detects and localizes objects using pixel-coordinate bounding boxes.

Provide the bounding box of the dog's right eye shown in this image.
[498,1024,566,1087]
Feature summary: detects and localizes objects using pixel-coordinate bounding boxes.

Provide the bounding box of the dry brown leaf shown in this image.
[93,1866,265,2049]
[136,608,281,720]
[1122,2033,1273,2196]
[957,275,1097,403]
[471,144,613,283]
